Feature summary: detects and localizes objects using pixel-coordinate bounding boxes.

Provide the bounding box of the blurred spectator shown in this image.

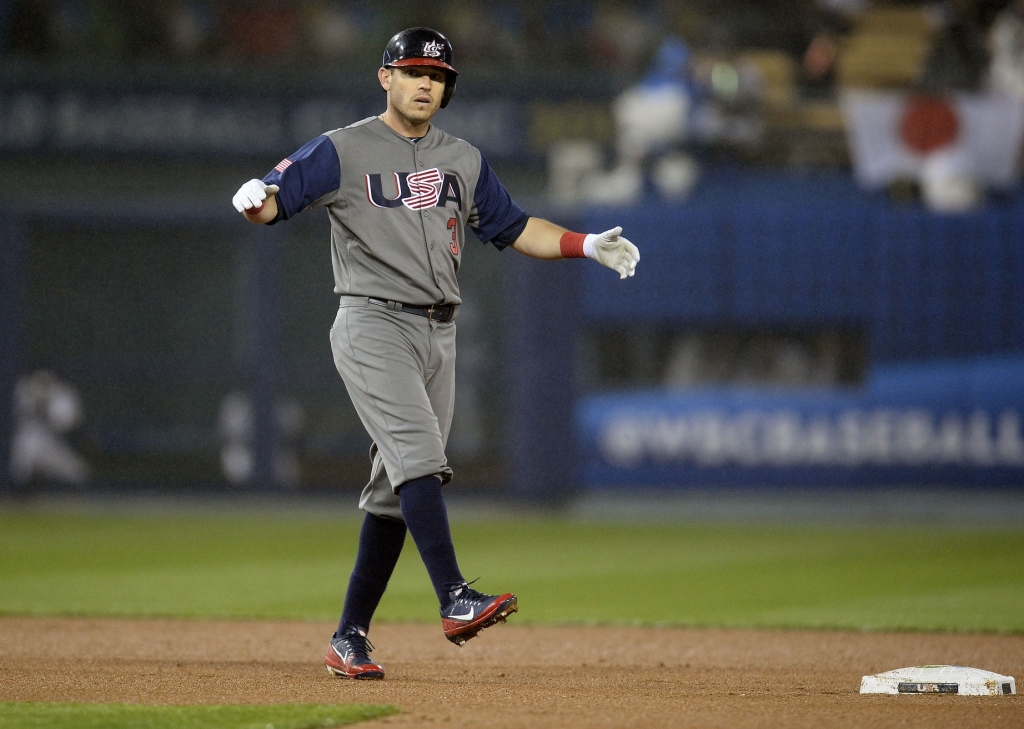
[920,3,991,91]
[584,36,699,203]
[800,0,861,97]
[616,37,695,161]
[989,0,1024,98]
[10,371,90,485]
[802,33,840,84]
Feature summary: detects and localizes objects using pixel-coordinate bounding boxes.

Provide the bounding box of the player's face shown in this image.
[380,66,446,124]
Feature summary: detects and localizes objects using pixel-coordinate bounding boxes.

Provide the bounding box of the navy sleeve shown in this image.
[261,135,341,223]
[470,154,530,250]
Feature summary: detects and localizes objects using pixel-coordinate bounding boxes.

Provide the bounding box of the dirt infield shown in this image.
[1,617,1020,728]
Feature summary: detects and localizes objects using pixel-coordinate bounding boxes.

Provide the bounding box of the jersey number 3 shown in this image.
[447,217,459,255]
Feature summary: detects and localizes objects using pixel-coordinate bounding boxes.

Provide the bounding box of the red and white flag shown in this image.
[841,91,1024,189]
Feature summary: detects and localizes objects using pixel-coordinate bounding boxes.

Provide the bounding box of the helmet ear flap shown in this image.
[440,71,456,109]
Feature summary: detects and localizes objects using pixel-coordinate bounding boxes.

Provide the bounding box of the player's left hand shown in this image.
[584,227,640,279]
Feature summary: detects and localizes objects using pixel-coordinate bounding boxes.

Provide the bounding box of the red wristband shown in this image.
[559,231,586,258]
[247,200,265,215]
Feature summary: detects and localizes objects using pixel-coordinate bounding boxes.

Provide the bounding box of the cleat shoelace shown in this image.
[340,632,375,664]
[449,578,487,607]
[458,587,486,604]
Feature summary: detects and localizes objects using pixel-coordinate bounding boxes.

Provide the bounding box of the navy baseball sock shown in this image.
[337,512,407,635]
[399,475,464,605]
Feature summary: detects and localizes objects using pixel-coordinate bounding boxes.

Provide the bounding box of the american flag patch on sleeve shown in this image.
[274,158,293,173]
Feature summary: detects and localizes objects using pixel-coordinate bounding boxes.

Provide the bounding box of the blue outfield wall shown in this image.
[579,356,1024,488]
[582,170,1024,363]
[566,170,1024,490]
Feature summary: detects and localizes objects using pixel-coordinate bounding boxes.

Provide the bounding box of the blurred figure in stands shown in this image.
[10,371,89,485]
[587,36,699,204]
[920,1,991,92]
[989,0,1024,99]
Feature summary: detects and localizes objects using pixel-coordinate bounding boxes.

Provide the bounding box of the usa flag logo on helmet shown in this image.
[422,40,443,58]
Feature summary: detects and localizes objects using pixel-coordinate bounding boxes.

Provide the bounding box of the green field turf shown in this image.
[0,513,1022,632]
[0,702,397,729]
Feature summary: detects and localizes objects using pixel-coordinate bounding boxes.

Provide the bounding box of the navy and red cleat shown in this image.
[325,626,385,680]
[440,581,518,646]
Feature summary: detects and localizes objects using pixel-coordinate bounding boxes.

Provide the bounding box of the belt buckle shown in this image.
[428,305,435,320]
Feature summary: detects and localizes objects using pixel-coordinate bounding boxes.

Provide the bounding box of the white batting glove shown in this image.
[583,227,640,279]
[232,179,280,213]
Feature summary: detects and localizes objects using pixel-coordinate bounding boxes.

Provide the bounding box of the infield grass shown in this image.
[0,702,397,729]
[0,512,1022,631]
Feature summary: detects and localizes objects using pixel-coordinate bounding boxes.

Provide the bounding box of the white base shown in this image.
[861,665,1016,695]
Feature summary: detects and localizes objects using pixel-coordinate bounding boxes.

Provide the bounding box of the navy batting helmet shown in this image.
[382,27,458,109]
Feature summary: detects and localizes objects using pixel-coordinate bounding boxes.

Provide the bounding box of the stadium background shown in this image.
[3,0,1023,502]
[2,3,1023,726]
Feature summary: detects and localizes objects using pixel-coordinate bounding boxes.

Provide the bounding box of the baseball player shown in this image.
[232,27,639,680]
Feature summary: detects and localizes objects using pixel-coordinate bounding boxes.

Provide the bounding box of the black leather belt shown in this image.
[367,297,456,322]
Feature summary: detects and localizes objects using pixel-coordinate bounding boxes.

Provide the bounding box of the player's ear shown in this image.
[378,67,391,92]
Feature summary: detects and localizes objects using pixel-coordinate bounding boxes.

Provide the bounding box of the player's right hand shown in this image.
[232,179,280,213]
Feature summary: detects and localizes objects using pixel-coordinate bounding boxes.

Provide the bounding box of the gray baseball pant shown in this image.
[329,297,456,521]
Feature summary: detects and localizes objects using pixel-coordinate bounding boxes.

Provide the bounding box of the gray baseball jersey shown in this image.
[263,116,528,306]
[260,116,529,517]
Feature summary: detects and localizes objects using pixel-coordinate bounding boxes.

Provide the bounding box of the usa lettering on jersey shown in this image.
[365,168,463,211]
